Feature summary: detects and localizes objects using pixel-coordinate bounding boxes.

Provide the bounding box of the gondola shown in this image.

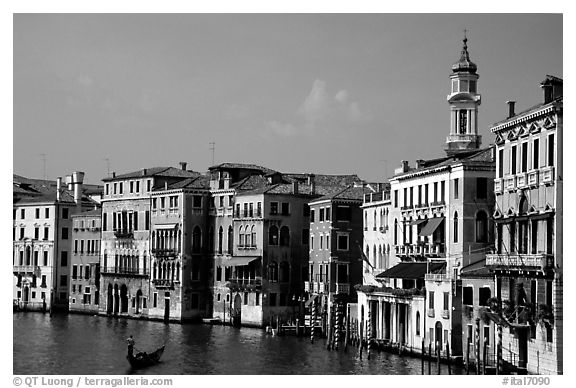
[127,345,165,369]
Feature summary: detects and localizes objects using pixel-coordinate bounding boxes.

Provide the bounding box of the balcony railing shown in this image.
[304,281,311,292]
[516,172,528,189]
[101,267,149,276]
[427,308,435,318]
[335,283,350,295]
[505,176,516,191]
[541,166,555,185]
[429,200,446,207]
[113,229,133,239]
[152,279,178,289]
[425,273,449,282]
[151,248,178,257]
[494,178,503,194]
[441,309,450,319]
[395,243,445,257]
[227,277,262,286]
[527,171,539,187]
[486,253,554,271]
[13,265,41,275]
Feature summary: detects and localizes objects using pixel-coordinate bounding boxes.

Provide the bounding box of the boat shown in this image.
[127,345,165,369]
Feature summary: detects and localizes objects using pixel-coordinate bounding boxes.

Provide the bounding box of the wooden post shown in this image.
[428,343,432,375]
[367,306,372,360]
[446,341,451,375]
[310,298,316,344]
[496,324,502,375]
[335,302,341,351]
[326,305,333,350]
[421,340,425,375]
[483,338,488,375]
[475,318,481,375]
[344,304,350,352]
[296,318,300,337]
[436,341,441,375]
[358,316,364,359]
[466,340,470,375]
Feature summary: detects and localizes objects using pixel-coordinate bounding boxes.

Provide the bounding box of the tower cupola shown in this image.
[446,32,482,156]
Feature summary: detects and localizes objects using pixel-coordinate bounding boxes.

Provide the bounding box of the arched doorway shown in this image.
[107,284,113,315]
[232,293,242,327]
[23,286,30,304]
[113,284,119,315]
[120,284,128,313]
[435,321,443,351]
[135,289,142,314]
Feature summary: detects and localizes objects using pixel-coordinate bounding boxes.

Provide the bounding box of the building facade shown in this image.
[69,209,102,314]
[99,166,200,320]
[13,172,99,312]
[487,76,563,374]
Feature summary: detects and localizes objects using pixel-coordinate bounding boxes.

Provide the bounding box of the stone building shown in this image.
[99,165,200,319]
[307,183,366,335]
[487,75,563,374]
[13,172,100,312]
[148,171,212,322]
[69,209,102,314]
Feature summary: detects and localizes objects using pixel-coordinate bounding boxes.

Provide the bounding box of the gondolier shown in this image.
[126,335,135,357]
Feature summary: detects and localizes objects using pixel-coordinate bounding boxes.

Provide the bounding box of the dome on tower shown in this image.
[452,36,477,74]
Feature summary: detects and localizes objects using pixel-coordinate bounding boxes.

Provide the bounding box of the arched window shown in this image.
[365,245,369,259]
[476,211,488,243]
[269,225,279,246]
[192,226,201,253]
[238,226,245,248]
[26,247,31,266]
[280,226,290,246]
[453,212,459,243]
[378,245,383,268]
[364,211,368,229]
[228,226,233,253]
[394,219,398,245]
[218,226,223,254]
[269,262,278,282]
[373,245,377,267]
[280,262,290,283]
[208,227,214,253]
[373,210,377,229]
[251,226,256,248]
[416,312,421,336]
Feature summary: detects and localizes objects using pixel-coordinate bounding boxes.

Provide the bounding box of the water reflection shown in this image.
[13,313,464,375]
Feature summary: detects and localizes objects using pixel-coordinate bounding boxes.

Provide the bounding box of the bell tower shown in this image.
[446,32,482,156]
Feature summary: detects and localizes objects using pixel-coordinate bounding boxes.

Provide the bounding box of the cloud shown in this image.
[261,79,371,137]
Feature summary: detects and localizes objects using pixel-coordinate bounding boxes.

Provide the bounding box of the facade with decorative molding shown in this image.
[487,75,563,374]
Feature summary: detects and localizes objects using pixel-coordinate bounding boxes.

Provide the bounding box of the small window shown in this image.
[310,209,315,223]
[428,291,434,309]
[479,287,491,306]
[62,227,69,240]
[255,292,260,306]
[483,326,490,347]
[193,196,202,208]
[319,208,325,222]
[337,234,349,251]
[270,202,279,215]
[454,178,459,199]
[244,292,249,305]
[269,293,277,306]
[62,208,69,219]
[281,203,290,216]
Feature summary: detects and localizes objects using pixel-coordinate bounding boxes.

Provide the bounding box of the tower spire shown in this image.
[446,31,482,156]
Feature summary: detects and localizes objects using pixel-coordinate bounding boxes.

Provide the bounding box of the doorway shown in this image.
[232,294,242,327]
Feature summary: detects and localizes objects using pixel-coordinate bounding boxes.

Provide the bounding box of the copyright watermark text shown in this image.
[13,377,173,388]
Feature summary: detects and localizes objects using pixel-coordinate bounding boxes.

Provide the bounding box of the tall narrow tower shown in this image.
[445,33,482,156]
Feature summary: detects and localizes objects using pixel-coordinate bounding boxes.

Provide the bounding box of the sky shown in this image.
[13,13,563,184]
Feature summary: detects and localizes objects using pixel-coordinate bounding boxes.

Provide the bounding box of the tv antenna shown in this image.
[40,153,47,181]
[104,158,111,177]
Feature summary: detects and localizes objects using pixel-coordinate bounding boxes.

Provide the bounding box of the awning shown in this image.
[418,217,445,236]
[305,294,318,307]
[154,223,178,230]
[483,311,511,328]
[375,261,446,279]
[223,256,260,267]
[409,219,427,226]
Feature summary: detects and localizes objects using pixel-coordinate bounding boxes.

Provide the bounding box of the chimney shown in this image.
[507,100,516,118]
[142,168,147,176]
[179,162,187,171]
[165,181,168,190]
[56,177,62,202]
[66,175,73,191]
[308,174,316,195]
[416,159,426,169]
[292,181,299,195]
[72,171,85,205]
[111,171,116,178]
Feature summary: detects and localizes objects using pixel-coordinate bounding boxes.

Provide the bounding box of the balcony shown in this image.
[494,178,503,194]
[113,229,133,239]
[13,265,41,275]
[429,200,445,208]
[516,173,527,189]
[441,310,450,319]
[101,267,149,277]
[425,273,449,282]
[541,166,555,185]
[486,253,554,271]
[152,279,179,289]
[228,277,262,287]
[379,226,388,233]
[427,308,435,318]
[304,281,310,292]
[335,283,350,295]
[151,248,179,257]
[527,171,539,187]
[505,176,516,191]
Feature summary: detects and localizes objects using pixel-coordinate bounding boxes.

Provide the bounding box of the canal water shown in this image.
[13,313,464,375]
